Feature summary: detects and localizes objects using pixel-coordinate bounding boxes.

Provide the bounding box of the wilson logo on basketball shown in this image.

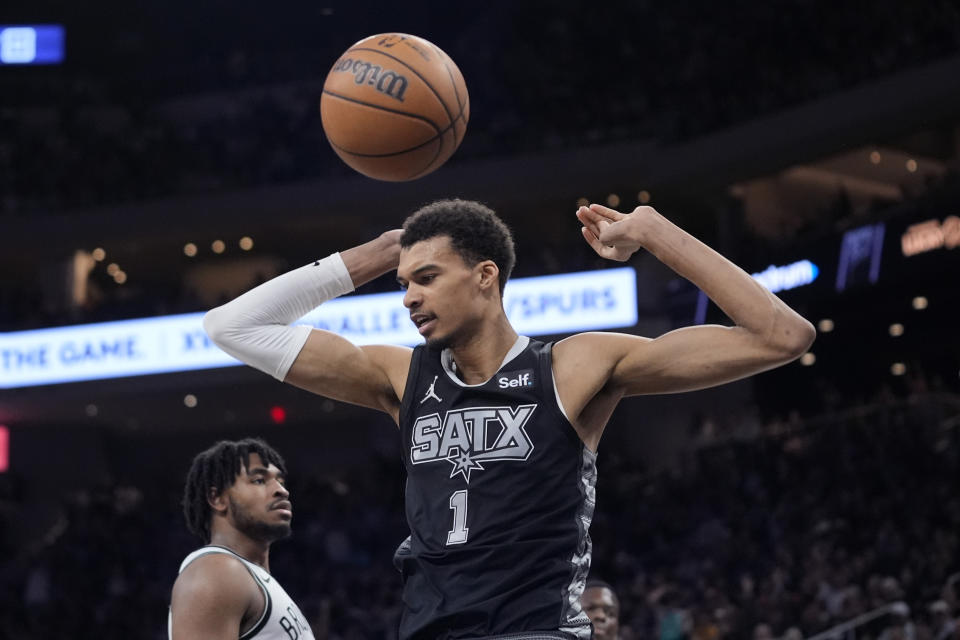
[331,58,409,102]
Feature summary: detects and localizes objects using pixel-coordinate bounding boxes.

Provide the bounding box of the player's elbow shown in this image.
[771,315,816,361]
[202,305,233,348]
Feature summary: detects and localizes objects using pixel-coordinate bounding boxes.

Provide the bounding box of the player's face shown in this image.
[398,236,488,348]
[581,587,619,640]
[225,453,292,543]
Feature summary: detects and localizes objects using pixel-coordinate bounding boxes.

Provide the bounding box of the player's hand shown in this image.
[576,204,644,262]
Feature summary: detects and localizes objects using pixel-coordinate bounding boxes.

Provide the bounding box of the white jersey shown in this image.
[169,545,315,640]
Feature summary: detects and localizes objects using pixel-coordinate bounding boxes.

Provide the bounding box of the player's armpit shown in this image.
[607,323,810,396]
[552,332,632,430]
[170,556,260,640]
[283,331,412,420]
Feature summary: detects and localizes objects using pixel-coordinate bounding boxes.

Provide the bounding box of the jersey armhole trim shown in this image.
[399,345,425,422]
[541,342,589,451]
[541,341,570,422]
[240,573,271,640]
[551,369,570,421]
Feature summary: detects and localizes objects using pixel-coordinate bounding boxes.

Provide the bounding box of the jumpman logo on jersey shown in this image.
[420,375,443,404]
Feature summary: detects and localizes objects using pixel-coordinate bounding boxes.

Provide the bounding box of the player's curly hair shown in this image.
[182,438,287,543]
[401,199,516,295]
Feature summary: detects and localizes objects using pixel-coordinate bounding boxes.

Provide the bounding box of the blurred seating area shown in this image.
[1,387,957,639]
[2,0,958,215]
[592,393,960,639]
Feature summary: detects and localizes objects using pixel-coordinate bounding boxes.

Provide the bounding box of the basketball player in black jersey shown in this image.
[204,200,815,639]
[169,438,315,640]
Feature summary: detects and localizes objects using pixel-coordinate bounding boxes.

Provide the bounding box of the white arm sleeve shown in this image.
[202,253,355,381]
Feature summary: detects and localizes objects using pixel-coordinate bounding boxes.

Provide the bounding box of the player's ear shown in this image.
[207,487,228,514]
[477,260,499,293]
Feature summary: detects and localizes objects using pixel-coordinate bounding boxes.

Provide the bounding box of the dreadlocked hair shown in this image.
[181,438,287,543]
[401,199,516,295]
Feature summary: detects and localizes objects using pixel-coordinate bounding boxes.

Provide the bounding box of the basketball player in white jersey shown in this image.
[169,438,314,640]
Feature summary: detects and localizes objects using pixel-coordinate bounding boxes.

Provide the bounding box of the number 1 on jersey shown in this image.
[446,490,469,545]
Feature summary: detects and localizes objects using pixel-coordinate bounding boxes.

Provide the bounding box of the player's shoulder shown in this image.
[552,332,654,395]
[173,551,259,603]
[170,551,265,639]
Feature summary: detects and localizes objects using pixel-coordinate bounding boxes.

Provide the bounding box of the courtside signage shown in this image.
[0,267,637,388]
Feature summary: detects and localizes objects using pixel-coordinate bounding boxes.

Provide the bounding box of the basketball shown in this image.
[320,33,470,182]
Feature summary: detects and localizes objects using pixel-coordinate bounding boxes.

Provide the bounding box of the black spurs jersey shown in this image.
[394,336,597,640]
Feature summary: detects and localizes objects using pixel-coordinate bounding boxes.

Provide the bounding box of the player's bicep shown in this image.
[170,562,252,640]
[284,329,411,414]
[611,324,793,396]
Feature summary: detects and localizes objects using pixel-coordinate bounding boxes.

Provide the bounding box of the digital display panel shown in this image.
[0,267,638,388]
[0,25,65,65]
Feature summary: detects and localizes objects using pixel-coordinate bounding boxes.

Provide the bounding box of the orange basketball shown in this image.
[320,33,469,182]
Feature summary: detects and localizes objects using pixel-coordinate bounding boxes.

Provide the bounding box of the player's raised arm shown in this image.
[562,204,815,398]
[203,230,412,419]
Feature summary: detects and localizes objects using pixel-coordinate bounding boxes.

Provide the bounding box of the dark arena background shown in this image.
[2,1,960,638]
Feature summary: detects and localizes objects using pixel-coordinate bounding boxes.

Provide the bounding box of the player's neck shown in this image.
[209,529,271,571]
[448,316,518,385]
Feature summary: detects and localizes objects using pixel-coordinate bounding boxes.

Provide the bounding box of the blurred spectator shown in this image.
[930,600,956,640]
[879,602,916,640]
[751,623,774,640]
[582,579,621,640]
[649,586,692,640]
